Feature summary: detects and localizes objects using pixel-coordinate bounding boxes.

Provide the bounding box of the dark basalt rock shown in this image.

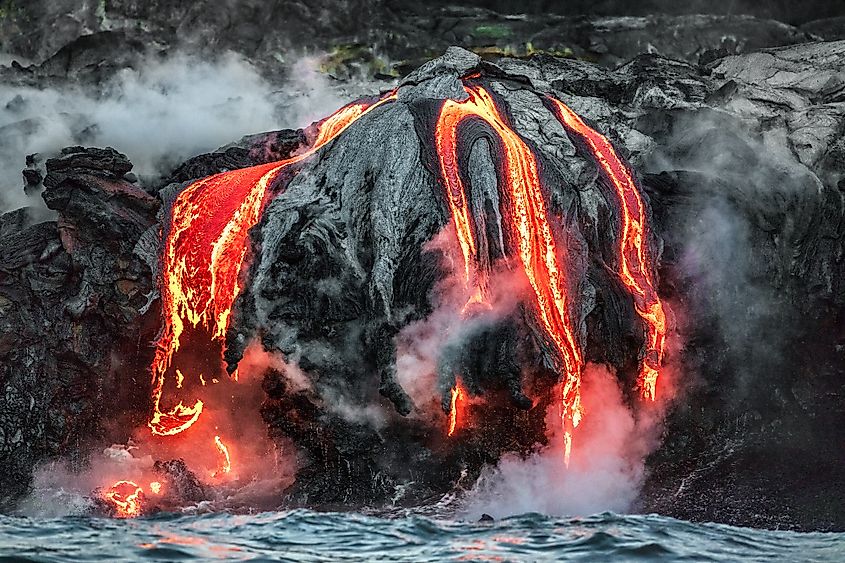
[801,16,845,41]
[153,459,209,504]
[165,129,307,185]
[0,146,160,510]
[0,40,843,531]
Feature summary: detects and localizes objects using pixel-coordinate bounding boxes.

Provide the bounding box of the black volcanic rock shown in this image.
[165,129,307,185]
[0,147,160,509]
[0,4,825,86]
[801,17,845,41]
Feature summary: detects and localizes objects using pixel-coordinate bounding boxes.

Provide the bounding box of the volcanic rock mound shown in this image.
[1,43,843,530]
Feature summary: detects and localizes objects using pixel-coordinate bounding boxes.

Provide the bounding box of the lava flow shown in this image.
[448,382,467,436]
[212,435,232,478]
[102,92,397,517]
[435,83,583,459]
[149,92,397,436]
[103,481,144,518]
[547,98,666,401]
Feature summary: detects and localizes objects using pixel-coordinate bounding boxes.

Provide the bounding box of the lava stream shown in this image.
[149,92,397,436]
[548,98,666,401]
[448,382,466,436]
[435,84,583,459]
[213,435,232,478]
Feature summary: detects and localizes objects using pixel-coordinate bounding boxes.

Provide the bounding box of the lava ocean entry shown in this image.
[88,49,670,517]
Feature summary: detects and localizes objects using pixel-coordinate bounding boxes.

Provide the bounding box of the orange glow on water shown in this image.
[548,98,666,401]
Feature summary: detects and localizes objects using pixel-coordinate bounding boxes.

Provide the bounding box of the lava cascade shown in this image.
[102,92,396,516]
[548,98,666,401]
[149,93,397,436]
[434,83,584,460]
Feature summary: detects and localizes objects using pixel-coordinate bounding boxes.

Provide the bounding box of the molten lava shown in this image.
[102,92,398,517]
[435,84,583,457]
[547,98,666,401]
[149,92,397,436]
[448,382,467,436]
[103,480,144,518]
[213,435,232,478]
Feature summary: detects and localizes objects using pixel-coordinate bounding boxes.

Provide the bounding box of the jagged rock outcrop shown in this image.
[0,147,160,508]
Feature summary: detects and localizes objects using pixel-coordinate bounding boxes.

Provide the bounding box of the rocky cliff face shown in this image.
[1,3,841,85]
[0,13,843,531]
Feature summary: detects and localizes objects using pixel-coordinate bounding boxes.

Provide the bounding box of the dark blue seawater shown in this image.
[0,511,841,562]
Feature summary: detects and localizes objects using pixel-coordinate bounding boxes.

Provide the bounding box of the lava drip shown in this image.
[448,382,466,437]
[547,98,666,401]
[434,84,583,461]
[212,435,232,478]
[149,92,397,436]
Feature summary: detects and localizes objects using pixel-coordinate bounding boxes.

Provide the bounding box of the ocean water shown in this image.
[0,511,841,562]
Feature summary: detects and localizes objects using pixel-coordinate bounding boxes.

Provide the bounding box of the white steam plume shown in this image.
[460,363,662,519]
[0,50,385,215]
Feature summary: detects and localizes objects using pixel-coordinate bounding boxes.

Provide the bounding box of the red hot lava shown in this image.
[102,92,397,516]
[103,480,144,518]
[101,75,666,515]
[434,82,665,461]
[547,98,666,401]
[448,382,467,437]
[435,83,584,460]
[149,93,397,437]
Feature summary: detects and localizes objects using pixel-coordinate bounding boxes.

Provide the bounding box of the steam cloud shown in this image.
[0,50,379,215]
[642,110,819,404]
[460,364,662,519]
[17,341,296,518]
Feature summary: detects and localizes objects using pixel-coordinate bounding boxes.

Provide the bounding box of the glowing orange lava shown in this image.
[548,98,666,401]
[149,92,397,435]
[213,435,232,477]
[105,91,397,516]
[103,480,144,518]
[448,382,466,436]
[435,84,583,457]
